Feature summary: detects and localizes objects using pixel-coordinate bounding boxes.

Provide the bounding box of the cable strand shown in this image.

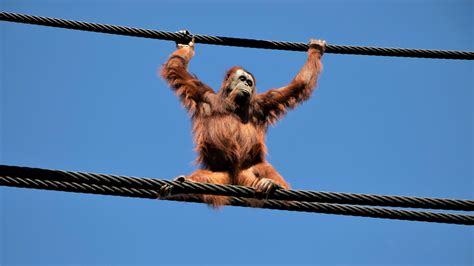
[1,11,472,60]
[1,176,472,225]
[1,165,473,211]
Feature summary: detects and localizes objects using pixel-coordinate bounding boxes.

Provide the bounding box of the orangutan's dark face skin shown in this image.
[227,69,255,104]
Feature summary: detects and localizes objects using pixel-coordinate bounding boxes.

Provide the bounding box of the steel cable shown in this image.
[1,176,472,225]
[1,11,473,60]
[1,165,473,211]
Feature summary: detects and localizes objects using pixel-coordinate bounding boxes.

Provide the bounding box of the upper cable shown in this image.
[1,11,473,60]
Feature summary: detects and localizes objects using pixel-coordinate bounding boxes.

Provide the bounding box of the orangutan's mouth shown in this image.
[235,89,251,103]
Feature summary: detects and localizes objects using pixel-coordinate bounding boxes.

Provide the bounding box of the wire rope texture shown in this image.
[1,176,473,225]
[1,11,473,59]
[1,165,473,211]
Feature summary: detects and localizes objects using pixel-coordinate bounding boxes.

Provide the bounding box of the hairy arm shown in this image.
[160,40,214,114]
[255,39,325,124]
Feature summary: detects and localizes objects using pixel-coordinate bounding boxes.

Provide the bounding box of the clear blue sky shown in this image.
[1,0,472,265]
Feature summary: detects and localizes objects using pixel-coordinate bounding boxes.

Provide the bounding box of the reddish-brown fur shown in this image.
[160,41,324,207]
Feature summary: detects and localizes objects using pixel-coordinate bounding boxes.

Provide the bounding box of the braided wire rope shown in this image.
[1,176,472,225]
[1,165,473,211]
[1,11,473,60]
